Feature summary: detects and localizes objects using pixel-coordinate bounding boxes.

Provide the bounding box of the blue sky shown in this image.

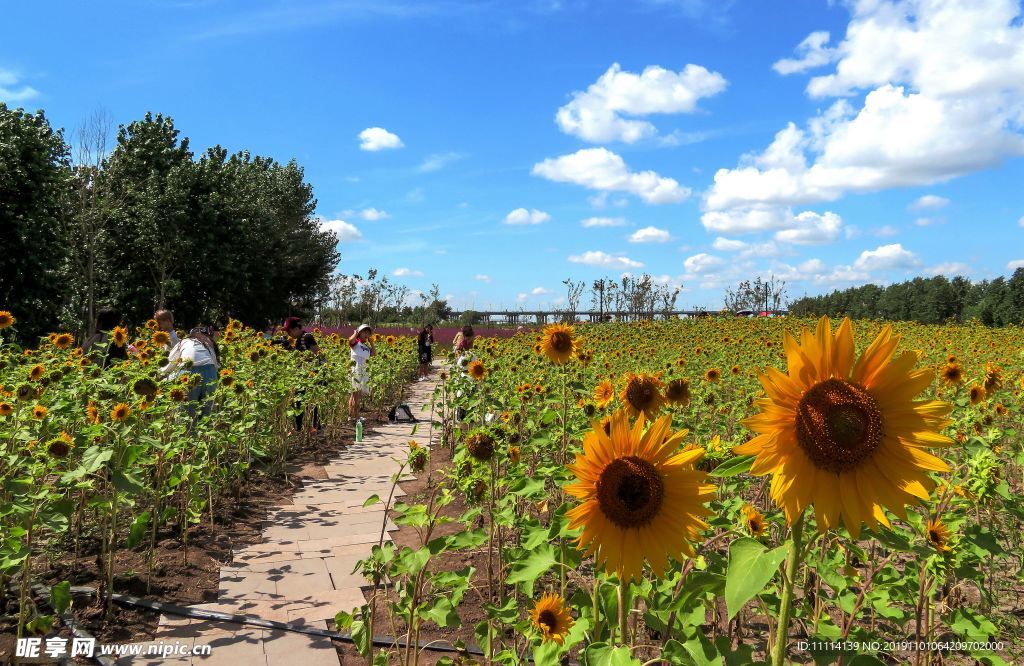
[3,0,1023,310]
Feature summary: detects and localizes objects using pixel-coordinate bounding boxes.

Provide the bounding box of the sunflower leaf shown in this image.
[708,455,755,478]
[725,537,790,619]
[505,543,557,587]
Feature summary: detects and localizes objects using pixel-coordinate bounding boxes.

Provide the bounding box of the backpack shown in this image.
[389,403,417,423]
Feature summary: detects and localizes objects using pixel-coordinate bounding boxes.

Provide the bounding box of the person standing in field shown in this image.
[162,325,220,418]
[279,316,322,433]
[349,324,375,419]
[452,324,475,370]
[417,323,434,380]
[154,309,180,349]
[82,307,129,368]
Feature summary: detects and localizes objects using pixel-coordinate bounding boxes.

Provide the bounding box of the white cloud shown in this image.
[359,207,389,221]
[504,208,551,225]
[800,258,827,274]
[853,243,920,271]
[874,225,899,237]
[773,211,843,245]
[925,262,971,277]
[705,2,1024,222]
[516,293,528,303]
[393,267,423,277]
[701,205,842,244]
[1008,259,1024,270]
[568,250,644,269]
[533,148,690,204]
[628,226,671,243]
[909,194,950,211]
[581,216,627,228]
[358,127,404,151]
[531,287,549,296]
[555,62,727,143]
[773,31,837,75]
[418,151,465,172]
[1018,216,1024,228]
[684,253,724,274]
[712,237,748,252]
[588,192,630,209]
[914,217,943,227]
[319,218,362,242]
[701,206,793,233]
[0,68,38,102]
[473,274,492,283]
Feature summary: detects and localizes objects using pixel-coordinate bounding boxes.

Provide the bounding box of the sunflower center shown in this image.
[795,378,883,474]
[626,381,654,409]
[596,456,664,528]
[537,610,557,631]
[550,332,573,353]
[928,529,941,543]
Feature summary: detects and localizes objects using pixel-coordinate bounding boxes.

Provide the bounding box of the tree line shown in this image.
[788,271,1024,326]
[0,104,340,342]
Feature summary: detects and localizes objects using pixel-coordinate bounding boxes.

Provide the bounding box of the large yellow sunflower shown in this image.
[467,360,487,381]
[665,378,691,406]
[593,379,615,409]
[111,326,128,348]
[619,372,666,420]
[566,408,714,581]
[734,317,953,537]
[530,593,574,644]
[0,311,14,329]
[540,323,576,365]
[53,333,75,350]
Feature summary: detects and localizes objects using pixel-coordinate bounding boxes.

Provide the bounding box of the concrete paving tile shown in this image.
[295,532,383,552]
[218,569,277,599]
[279,588,368,622]
[192,629,265,665]
[261,630,338,666]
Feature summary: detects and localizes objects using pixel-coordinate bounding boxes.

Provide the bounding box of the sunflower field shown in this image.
[0,314,416,636]
[352,316,1022,666]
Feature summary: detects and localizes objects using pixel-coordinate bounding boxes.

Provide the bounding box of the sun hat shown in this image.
[357,323,372,334]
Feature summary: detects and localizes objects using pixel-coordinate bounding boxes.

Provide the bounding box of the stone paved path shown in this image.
[132,373,439,665]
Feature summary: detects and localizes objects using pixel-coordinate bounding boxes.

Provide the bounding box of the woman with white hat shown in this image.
[348,323,375,419]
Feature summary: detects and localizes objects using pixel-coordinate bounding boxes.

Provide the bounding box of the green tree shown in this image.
[0,104,72,342]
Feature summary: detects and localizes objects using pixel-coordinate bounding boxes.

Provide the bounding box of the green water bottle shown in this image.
[355,418,364,442]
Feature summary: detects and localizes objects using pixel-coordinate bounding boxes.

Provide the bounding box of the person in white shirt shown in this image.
[348,324,375,419]
[162,325,220,417]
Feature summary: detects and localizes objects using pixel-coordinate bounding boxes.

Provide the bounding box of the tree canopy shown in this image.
[0,106,339,342]
[789,271,1024,326]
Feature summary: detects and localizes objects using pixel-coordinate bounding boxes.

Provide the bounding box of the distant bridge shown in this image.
[448,310,788,325]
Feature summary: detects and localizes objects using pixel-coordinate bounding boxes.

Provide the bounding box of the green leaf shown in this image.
[949,608,997,641]
[49,580,72,614]
[126,511,151,548]
[81,445,113,474]
[505,543,556,586]
[421,596,460,628]
[334,610,354,629]
[708,455,755,478]
[582,644,641,666]
[725,537,790,619]
[363,494,381,507]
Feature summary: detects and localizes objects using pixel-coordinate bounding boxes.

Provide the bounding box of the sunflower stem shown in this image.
[771,512,804,666]
[617,577,630,647]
